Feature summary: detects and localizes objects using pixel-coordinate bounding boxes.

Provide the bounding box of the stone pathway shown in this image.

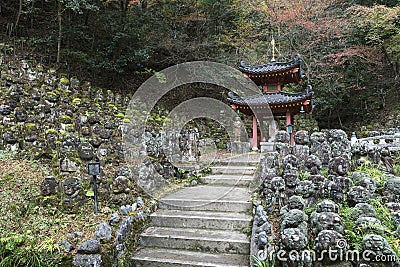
[132,153,260,267]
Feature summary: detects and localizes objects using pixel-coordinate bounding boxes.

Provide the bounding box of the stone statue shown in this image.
[354,203,376,219]
[347,186,371,207]
[329,129,351,160]
[308,174,326,200]
[233,116,242,142]
[311,212,344,235]
[264,176,286,212]
[280,227,308,251]
[281,209,308,235]
[355,216,382,233]
[283,173,300,197]
[328,156,349,176]
[361,234,399,266]
[280,195,305,216]
[383,177,400,202]
[62,177,84,212]
[305,155,322,175]
[313,200,339,217]
[295,180,315,207]
[77,142,94,160]
[268,120,279,142]
[40,176,58,196]
[313,230,347,265]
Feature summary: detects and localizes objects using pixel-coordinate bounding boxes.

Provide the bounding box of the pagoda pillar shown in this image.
[252,115,258,150]
[286,110,294,146]
[291,113,295,146]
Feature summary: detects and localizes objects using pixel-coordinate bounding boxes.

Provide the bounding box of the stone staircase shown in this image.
[132,154,259,267]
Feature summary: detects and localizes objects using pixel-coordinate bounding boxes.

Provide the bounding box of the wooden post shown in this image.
[252,115,258,150]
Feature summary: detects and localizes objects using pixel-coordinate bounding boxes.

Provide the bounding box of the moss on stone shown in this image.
[25,123,37,130]
[72,98,81,105]
[116,113,125,119]
[59,115,73,124]
[45,129,58,135]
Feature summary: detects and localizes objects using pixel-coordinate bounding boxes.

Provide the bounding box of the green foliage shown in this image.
[0,232,63,267]
[339,197,399,255]
[298,171,310,181]
[354,162,386,187]
[242,226,252,234]
[369,197,397,232]
[2,0,400,129]
[251,255,268,267]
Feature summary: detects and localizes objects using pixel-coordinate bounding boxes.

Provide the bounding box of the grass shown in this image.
[0,151,119,266]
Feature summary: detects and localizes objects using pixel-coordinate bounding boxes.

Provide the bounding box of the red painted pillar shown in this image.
[252,115,258,150]
[290,113,295,146]
[286,110,293,146]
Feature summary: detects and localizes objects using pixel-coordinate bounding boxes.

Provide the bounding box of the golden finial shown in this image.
[271,36,276,62]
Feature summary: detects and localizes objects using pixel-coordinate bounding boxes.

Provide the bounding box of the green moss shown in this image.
[25,123,37,130]
[45,129,58,135]
[64,124,75,132]
[46,92,57,97]
[59,115,72,124]
[72,98,81,105]
[116,113,125,119]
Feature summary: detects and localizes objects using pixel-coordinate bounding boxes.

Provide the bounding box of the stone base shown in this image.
[229,142,250,154]
[260,142,276,153]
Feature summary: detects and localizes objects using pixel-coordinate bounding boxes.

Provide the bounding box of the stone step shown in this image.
[211,166,256,175]
[140,227,250,254]
[150,209,252,230]
[202,174,253,187]
[158,185,252,212]
[132,248,249,267]
[212,159,259,167]
[159,199,252,212]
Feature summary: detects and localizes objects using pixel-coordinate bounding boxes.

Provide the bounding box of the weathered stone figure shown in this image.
[40,176,58,196]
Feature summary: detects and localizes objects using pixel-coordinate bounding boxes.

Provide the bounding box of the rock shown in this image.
[131,203,138,212]
[77,239,100,254]
[0,105,11,115]
[68,233,76,240]
[59,240,74,252]
[116,216,134,245]
[120,205,129,216]
[109,213,121,226]
[72,254,102,267]
[96,222,112,243]
[253,200,262,207]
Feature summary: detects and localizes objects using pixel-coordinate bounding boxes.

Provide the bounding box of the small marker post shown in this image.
[88,162,100,214]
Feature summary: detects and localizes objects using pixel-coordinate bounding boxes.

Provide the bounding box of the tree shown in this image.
[55,0,98,63]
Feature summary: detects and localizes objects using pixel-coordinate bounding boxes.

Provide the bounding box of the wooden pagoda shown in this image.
[227,54,313,149]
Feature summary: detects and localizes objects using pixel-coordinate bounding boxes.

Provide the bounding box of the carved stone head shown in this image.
[294,130,309,145]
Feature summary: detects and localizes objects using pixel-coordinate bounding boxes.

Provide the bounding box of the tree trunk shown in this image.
[337,109,343,129]
[13,0,23,36]
[30,0,34,29]
[57,0,62,64]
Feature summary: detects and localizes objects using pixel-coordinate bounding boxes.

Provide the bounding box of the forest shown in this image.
[1,0,400,130]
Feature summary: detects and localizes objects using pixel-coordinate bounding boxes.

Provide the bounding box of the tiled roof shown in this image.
[239,54,302,75]
[227,86,313,106]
